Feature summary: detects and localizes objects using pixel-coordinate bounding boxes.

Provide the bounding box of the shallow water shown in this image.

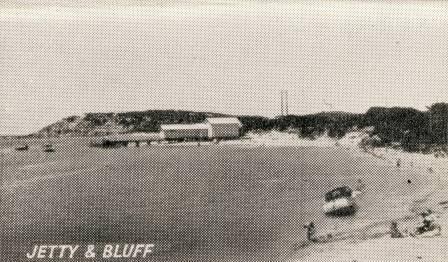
[0,140,437,261]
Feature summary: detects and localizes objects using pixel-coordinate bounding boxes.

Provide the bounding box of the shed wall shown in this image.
[209,123,240,138]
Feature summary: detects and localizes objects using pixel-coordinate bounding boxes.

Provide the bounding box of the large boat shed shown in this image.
[160,117,242,141]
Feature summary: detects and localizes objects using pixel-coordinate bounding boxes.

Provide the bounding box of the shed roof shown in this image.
[160,123,209,130]
[206,117,242,126]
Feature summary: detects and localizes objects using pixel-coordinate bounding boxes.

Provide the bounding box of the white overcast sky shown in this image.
[1,1,448,135]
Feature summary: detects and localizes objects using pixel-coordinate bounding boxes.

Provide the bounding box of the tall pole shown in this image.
[280,91,284,116]
[280,90,289,116]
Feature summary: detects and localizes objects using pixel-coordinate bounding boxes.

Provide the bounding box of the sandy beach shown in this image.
[285,132,448,262]
[294,208,448,261]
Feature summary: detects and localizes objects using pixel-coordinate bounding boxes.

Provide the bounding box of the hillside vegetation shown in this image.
[36,110,227,137]
[33,103,448,152]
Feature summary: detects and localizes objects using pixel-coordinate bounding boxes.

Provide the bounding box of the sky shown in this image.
[1,1,448,135]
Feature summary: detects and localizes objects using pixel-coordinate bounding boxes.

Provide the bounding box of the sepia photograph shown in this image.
[1,1,448,261]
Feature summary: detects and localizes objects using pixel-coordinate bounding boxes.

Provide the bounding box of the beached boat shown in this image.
[323,186,357,216]
[15,144,29,151]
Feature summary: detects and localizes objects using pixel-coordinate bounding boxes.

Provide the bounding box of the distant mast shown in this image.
[280,90,284,116]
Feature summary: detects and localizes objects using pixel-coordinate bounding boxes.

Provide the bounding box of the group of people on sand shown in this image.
[390,209,441,238]
[301,175,441,243]
[303,209,441,244]
[392,158,441,237]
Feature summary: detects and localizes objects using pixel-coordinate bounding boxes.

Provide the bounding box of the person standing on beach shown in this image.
[390,221,404,238]
[355,179,365,192]
[303,222,317,242]
[422,210,436,230]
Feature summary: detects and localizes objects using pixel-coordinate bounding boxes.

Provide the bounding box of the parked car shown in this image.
[323,186,357,216]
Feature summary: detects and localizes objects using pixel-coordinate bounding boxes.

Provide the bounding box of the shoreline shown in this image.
[287,134,448,261]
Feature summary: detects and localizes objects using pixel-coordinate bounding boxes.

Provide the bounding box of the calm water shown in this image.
[0,139,435,261]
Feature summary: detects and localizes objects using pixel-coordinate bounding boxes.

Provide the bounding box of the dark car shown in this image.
[323,186,357,216]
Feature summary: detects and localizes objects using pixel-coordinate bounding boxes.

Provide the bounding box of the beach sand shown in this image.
[290,132,448,262]
[294,207,448,261]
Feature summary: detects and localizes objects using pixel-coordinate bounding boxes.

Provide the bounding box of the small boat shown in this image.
[43,144,55,152]
[323,186,357,216]
[15,144,29,151]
